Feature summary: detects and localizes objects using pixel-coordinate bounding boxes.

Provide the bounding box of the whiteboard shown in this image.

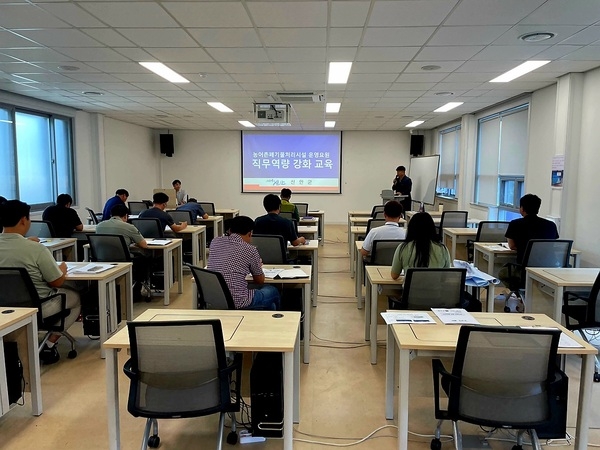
[409,155,440,205]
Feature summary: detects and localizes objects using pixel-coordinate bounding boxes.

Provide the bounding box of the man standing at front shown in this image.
[392,165,412,213]
[208,216,280,310]
[172,179,187,206]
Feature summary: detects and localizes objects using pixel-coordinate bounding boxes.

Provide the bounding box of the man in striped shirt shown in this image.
[208,215,280,310]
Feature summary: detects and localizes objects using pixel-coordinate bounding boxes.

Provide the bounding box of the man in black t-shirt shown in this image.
[254,194,306,246]
[392,165,412,213]
[42,194,83,238]
[139,192,187,233]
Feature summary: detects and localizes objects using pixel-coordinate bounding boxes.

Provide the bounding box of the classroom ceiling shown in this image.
[0,0,599,131]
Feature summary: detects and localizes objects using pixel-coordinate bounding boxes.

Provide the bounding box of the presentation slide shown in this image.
[241,131,342,193]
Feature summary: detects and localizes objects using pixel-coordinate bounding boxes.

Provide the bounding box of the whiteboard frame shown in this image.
[409,155,440,206]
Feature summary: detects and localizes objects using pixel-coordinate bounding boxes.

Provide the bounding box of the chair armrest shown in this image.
[562,290,591,329]
[123,358,136,380]
[432,358,460,419]
[38,291,68,330]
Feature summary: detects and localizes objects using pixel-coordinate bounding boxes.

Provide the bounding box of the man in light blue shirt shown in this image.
[360,200,406,258]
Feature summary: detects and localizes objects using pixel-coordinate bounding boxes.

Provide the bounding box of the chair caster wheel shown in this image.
[148,435,160,448]
[511,445,523,450]
[431,438,441,450]
[594,373,600,382]
[226,431,238,445]
[67,350,77,359]
[503,306,511,312]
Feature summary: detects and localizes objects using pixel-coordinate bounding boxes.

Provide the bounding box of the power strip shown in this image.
[239,430,267,444]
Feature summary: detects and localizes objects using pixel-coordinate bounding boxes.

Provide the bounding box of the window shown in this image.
[475,104,528,208]
[436,125,460,198]
[0,104,75,209]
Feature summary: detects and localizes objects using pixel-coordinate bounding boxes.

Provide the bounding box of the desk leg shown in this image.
[125,268,133,321]
[283,350,294,450]
[0,341,8,413]
[106,348,121,450]
[176,244,183,294]
[385,325,395,419]
[303,284,310,364]
[356,250,362,308]
[365,278,371,341]
[397,349,410,450]
[294,330,300,422]
[312,249,318,307]
[99,281,108,359]
[553,286,563,324]
[350,236,355,279]
[370,281,378,364]
[486,284,495,313]
[27,318,42,416]
[575,354,594,450]
[108,280,118,336]
[524,273,534,312]
[192,232,199,267]
[162,248,171,306]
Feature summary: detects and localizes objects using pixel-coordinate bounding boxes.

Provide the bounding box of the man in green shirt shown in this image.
[279,188,299,221]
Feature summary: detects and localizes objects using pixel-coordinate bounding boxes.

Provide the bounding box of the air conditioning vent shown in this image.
[270,92,325,103]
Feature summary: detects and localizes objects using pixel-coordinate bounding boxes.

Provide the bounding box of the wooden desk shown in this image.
[442,227,477,261]
[287,241,319,306]
[0,307,41,418]
[297,225,318,241]
[165,225,207,267]
[215,208,239,221]
[307,210,325,245]
[347,211,371,254]
[473,242,518,278]
[349,226,366,277]
[41,238,77,261]
[104,309,300,450]
[525,268,600,322]
[147,238,183,306]
[196,215,224,237]
[385,312,597,450]
[66,262,133,358]
[365,266,403,364]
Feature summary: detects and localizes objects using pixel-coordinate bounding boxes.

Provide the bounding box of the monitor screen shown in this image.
[241,131,342,193]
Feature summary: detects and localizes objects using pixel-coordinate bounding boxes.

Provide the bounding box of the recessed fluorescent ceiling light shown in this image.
[139,62,189,83]
[238,120,255,128]
[328,62,352,84]
[326,102,341,113]
[207,102,233,113]
[406,120,424,128]
[324,121,336,128]
[434,102,464,113]
[490,60,550,83]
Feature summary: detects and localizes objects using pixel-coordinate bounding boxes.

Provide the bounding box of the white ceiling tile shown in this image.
[521,0,600,26]
[471,45,550,60]
[163,2,253,28]
[65,72,123,82]
[456,60,519,73]
[260,28,326,48]
[166,62,224,74]
[238,83,283,91]
[86,62,147,73]
[404,61,464,73]
[231,73,280,83]
[117,29,198,48]
[558,45,600,61]
[356,47,419,62]
[273,62,325,74]
[492,25,585,46]
[78,2,179,27]
[54,47,128,62]
[187,28,262,48]
[38,3,106,27]
[114,48,154,61]
[0,31,40,48]
[220,62,276,74]
[267,48,326,62]
[415,46,485,61]
[81,29,135,47]
[12,72,72,82]
[247,2,327,28]
[113,72,168,83]
[327,47,358,61]
[191,73,234,83]
[533,45,583,60]
[350,73,398,83]
[368,1,458,27]
[389,82,437,91]
[429,26,510,46]
[436,82,487,91]
[1,48,75,63]
[277,73,325,83]
[444,0,544,26]
[331,1,370,27]
[560,26,600,45]
[396,73,447,83]
[329,28,363,47]
[17,29,104,48]
[0,4,68,28]
[363,27,436,47]
[145,48,212,63]
[541,59,600,73]
[205,47,269,63]
[442,72,493,82]
[0,62,46,73]
[353,62,408,73]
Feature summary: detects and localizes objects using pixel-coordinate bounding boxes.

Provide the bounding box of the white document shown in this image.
[71,263,114,274]
[487,244,511,252]
[147,238,172,246]
[263,269,284,279]
[380,312,436,325]
[431,308,480,325]
[275,268,309,279]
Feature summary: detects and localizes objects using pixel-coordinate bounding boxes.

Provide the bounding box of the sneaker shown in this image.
[40,345,60,365]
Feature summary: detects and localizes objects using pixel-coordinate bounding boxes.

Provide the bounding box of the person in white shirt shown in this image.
[172,179,187,205]
[360,200,406,258]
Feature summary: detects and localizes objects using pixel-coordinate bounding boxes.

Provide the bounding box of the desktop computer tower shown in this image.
[250,352,283,437]
[535,368,568,439]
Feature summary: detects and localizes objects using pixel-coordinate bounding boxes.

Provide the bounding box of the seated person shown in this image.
[360,200,406,259]
[102,188,129,221]
[279,188,300,221]
[207,216,280,310]
[172,179,187,206]
[254,194,305,246]
[96,204,152,301]
[139,192,187,232]
[0,200,81,364]
[42,193,84,238]
[177,197,208,220]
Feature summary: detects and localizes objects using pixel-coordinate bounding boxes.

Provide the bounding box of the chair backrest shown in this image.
[85,207,100,225]
[126,320,230,416]
[522,239,573,269]
[130,218,164,238]
[295,203,309,217]
[279,211,294,221]
[25,220,55,238]
[373,211,386,219]
[0,267,46,325]
[167,209,193,224]
[188,265,235,310]
[198,202,215,216]
[402,268,466,310]
[370,239,403,266]
[586,272,600,325]
[440,211,468,230]
[87,234,131,262]
[449,325,560,425]
[141,200,153,208]
[366,218,386,233]
[128,201,148,215]
[476,221,510,242]
[252,234,287,264]
[371,205,385,217]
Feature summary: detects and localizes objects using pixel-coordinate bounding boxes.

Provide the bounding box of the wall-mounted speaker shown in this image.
[410,135,424,156]
[160,134,174,157]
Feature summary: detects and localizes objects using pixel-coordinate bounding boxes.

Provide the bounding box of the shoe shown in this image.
[40,345,60,365]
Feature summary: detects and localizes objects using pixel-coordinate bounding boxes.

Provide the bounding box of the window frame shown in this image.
[436,124,461,199]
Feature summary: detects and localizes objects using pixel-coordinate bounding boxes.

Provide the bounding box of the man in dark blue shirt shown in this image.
[177,198,208,220]
[139,192,187,233]
[102,189,129,221]
[254,194,305,246]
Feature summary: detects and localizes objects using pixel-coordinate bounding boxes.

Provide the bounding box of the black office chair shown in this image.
[188,265,236,310]
[362,239,403,286]
[252,234,288,264]
[167,209,193,224]
[466,221,510,262]
[0,267,77,359]
[562,271,600,382]
[370,205,385,217]
[279,211,294,221]
[437,210,468,238]
[388,268,466,310]
[142,200,153,208]
[431,326,566,450]
[128,201,149,215]
[295,203,309,218]
[357,218,386,241]
[130,218,164,238]
[372,211,386,219]
[85,207,102,225]
[25,220,55,238]
[503,239,573,312]
[199,202,216,216]
[124,320,242,449]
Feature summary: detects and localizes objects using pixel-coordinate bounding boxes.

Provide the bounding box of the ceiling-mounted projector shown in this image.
[254,103,291,126]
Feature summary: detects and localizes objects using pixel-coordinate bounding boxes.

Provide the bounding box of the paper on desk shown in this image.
[275,268,308,279]
[431,308,480,325]
[263,269,284,279]
[380,312,436,324]
[147,238,172,245]
[520,327,584,348]
[487,244,511,251]
[453,260,500,287]
[71,263,114,274]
